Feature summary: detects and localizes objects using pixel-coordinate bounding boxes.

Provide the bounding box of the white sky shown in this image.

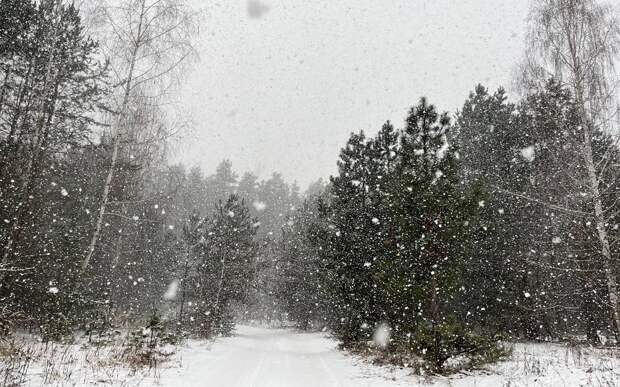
[173,0,531,189]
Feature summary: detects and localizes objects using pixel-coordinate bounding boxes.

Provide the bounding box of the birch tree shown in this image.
[523,0,620,337]
[81,0,198,272]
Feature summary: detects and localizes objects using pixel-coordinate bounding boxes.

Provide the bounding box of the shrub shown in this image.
[407,320,509,373]
[123,311,179,370]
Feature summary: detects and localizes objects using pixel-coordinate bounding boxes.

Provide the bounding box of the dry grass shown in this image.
[0,330,178,386]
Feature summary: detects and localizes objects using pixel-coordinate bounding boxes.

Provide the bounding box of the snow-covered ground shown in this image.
[3,325,619,386]
[155,325,410,387]
[154,326,620,387]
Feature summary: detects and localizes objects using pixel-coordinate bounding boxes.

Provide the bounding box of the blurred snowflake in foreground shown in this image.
[247,0,270,19]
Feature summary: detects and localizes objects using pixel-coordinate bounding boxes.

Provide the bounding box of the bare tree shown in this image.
[522,0,620,337]
[81,0,198,272]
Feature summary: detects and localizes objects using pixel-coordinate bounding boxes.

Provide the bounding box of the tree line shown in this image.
[274,0,620,372]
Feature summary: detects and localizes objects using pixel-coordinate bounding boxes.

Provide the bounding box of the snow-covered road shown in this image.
[145,325,620,387]
[16,324,619,386]
[156,325,410,387]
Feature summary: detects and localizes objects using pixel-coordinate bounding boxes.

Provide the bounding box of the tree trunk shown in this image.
[1,26,59,280]
[582,133,620,339]
[82,133,122,272]
[81,10,144,273]
[7,60,34,144]
[430,277,443,371]
[573,65,620,338]
[178,258,191,329]
[213,255,228,318]
[112,233,123,269]
[0,63,12,118]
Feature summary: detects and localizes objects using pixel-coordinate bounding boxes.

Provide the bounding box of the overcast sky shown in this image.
[173,0,531,189]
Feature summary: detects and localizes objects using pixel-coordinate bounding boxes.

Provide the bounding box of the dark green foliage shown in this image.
[404,319,508,372]
[277,199,326,330]
[278,98,501,371]
[455,80,617,342]
[181,195,258,337]
[0,0,109,337]
[124,311,179,370]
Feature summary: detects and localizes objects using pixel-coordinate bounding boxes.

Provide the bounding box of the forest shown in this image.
[1,0,620,385]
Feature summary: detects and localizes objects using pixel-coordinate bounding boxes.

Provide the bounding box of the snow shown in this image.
[154,325,411,387]
[247,0,270,19]
[521,145,536,162]
[156,329,620,387]
[163,280,179,300]
[372,323,391,348]
[436,137,450,160]
[252,201,267,212]
[6,326,620,386]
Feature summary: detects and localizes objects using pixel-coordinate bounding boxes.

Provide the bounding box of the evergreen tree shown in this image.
[319,131,385,343]
[390,98,483,370]
[187,195,257,337]
[278,199,326,330]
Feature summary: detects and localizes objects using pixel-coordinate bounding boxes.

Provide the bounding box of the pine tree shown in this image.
[390,98,482,370]
[1,0,107,276]
[188,195,257,337]
[319,131,386,343]
[278,199,325,329]
[454,85,526,335]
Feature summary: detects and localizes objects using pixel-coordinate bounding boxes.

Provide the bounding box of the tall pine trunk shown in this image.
[1,22,59,278]
[213,254,228,319]
[0,64,12,119]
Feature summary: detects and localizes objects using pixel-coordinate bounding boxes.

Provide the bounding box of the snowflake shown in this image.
[252,201,267,212]
[521,146,535,162]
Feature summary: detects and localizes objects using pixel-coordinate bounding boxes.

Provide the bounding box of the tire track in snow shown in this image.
[319,355,341,387]
[236,351,266,387]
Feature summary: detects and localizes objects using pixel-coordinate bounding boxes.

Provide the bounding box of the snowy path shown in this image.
[142,325,620,387]
[16,324,620,386]
[155,325,411,387]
